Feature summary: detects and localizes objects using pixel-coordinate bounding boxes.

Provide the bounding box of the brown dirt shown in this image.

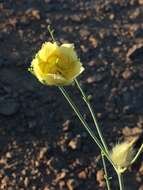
[0,0,143,189]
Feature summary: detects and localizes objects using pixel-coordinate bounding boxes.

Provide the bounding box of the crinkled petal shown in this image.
[38,42,58,62]
[63,62,84,80]
[60,43,78,63]
[30,58,45,83]
[44,74,73,86]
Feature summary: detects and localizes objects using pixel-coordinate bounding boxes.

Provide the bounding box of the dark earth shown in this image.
[0,0,143,189]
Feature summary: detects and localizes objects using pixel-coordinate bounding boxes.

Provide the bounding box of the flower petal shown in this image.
[38,42,58,62]
[63,62,84,80]
[30,58,45,83]
[60,43,78,62]
[44,74,73,86]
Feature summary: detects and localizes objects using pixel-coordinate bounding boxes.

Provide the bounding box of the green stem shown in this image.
[75,79,109,154]
[48,25,56,42]
[101,152,111,190]
[117,172,124,190]
[59,87,103,150]
[131,144,143,164]
[59,87,116,169]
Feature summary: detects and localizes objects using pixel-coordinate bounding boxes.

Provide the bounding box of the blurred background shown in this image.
[0,0,143,189]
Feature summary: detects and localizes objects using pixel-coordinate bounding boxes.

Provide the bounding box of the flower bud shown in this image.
[110,140,136,173]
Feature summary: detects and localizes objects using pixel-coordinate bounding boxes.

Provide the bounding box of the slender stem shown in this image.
[75,79,109,154]
[59,86,116,169]
[48,25,56,42]
[59,87,103,150]
[131,144,143,164]
[117,172,124,190]
[101,152,111,190]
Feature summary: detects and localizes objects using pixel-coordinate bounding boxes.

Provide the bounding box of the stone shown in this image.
[78,170,87,179]
[127,45,143,61]
[96,169,105,187]
[70,15,81,22]
[79,29,90,38]
[68,135,81,150]
[138,0,143,5]
[122,69,132,80]
[66,179,78,190]
[89,36,98,48]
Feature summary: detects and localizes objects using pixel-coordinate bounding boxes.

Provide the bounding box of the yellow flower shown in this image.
[29,42,84,86]
[110,140,136,173]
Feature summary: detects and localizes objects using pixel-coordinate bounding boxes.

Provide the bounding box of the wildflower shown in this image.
[110,140,136,173]
[29,42,84,86]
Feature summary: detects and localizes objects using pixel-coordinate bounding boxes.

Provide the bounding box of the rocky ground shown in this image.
[0,0,143,189]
